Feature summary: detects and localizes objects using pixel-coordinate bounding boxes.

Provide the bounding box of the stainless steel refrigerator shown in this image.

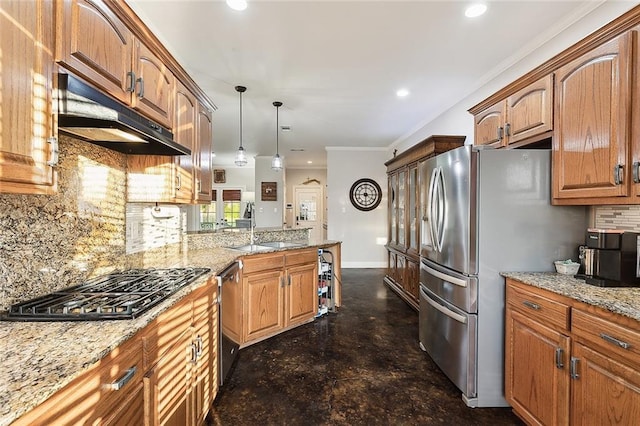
[418,145,586,407]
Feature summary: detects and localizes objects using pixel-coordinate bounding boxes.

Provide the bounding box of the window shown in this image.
[200,190,217,230]
[223,189,241,226]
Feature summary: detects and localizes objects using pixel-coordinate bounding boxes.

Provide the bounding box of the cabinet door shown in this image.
[126,155,175,202]
[388,173,398,246]
[57,0,133,104]
[132,39,174,128]
[553,33,631,200]
[285,262,317,326]
[474,102,506,147]
[405,259,419,304]
[396,254,406,290]
[397,170,406,247]
[407,165,419,256]
[0,0,56,194]
[387,251,397,283]
[505,308,570,426]
[173,81,196,203]
[571,342,640,425]
[243,269,284,342]
[192,297,216,426]
[195,102,213,203]
[506,74,553,145]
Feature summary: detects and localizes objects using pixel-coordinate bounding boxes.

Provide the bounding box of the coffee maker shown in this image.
[577,229,640,287]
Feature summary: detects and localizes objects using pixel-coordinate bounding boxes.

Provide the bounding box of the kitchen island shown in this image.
[0,238,340,426]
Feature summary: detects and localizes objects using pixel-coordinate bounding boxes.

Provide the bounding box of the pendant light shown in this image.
[271,101,283,171]
[234,85,247,167]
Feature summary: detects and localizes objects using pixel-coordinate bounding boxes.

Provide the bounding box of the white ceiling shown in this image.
[126,0,602,169]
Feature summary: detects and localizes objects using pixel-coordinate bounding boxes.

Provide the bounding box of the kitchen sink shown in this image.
[261,241,305,248]
[229,244,273,253]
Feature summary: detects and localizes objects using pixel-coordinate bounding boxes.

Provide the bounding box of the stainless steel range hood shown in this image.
[57,74,190,156]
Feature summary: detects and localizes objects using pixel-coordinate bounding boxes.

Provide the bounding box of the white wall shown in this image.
[327,147,388,268]
[391,1,637,156]
[254,156,285,227]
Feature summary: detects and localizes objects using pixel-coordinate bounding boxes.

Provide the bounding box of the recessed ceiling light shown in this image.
[290,148,305,152]
[465,3,487,18]
[226,0,247,11]
[307,161,313,164]
[281,125,291,132]
[396,88,410,98]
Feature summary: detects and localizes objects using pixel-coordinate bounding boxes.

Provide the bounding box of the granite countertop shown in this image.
[0,240,339,426]
[502,272,640,323]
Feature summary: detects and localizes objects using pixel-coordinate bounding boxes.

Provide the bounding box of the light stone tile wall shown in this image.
[594,205,640,232]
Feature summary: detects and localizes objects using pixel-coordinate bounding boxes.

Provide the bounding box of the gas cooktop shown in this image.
[4,267,211,321]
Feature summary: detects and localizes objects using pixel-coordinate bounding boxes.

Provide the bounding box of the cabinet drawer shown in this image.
[14,335,143,425]
[285,248,317,267]
[506,282,570,331]
[572,308,640,367]
[242,252,284,274]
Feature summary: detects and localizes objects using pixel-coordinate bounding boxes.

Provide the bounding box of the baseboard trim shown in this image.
[342,262,387,268]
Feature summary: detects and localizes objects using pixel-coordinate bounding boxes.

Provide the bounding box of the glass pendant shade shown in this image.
[272,101,283,171]
[271,153,283,171]
[234,85,247,167]
[235,146,247,166]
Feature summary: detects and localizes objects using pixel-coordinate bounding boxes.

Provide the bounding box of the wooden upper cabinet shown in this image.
[553,32,632,201]
[132,39,174,128]
[506,74,553,145]
[57,0,133,104]
[173,80,196,202]
[474,102,506,147]
[57,0,174,128]
[473,75,552,148]
[195,103,213,203]
[0,0,57,195]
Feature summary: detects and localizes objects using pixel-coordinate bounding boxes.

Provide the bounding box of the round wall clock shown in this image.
[349,178,382,211]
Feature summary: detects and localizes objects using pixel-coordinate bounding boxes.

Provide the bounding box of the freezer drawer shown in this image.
[420,258,477,313]
[419,285,477,400]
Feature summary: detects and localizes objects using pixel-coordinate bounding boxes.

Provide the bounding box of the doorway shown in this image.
[293,185,324,242]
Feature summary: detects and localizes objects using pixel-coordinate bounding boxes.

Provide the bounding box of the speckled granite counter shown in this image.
[0,240,339,426]
[501,272,640,323]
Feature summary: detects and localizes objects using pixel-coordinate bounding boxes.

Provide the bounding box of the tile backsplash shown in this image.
[594,205,640,232]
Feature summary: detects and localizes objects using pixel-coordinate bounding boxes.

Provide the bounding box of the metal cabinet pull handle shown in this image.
[555,347,564,369]
[108,366,136,390]
[136,77,145,98]
[523,300,540,310]
[197,179,202,193]
[288,275,292,286]
[600,333,631,350]
[196,335,203,357]
[47,137,59,167]
[504,123,511,137]
[570,357,579,380]
[633,162,640,184]
[126,71,136,92]
[497,126,504,141]
[176,174,181,190]
[614,164,623,185]
[190,343,198,364]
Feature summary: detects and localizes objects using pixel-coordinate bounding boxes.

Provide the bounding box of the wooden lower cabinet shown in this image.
[384,249,418,310]
[143,280,218,426]
[506,278,640,425]
[13,332,144,425]
[505,308,570,425]
[239,249,318,346]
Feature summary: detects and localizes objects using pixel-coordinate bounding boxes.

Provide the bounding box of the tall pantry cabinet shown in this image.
[384,135,465,310]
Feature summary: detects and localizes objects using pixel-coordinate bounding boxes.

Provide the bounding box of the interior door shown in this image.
[293,185,323,241]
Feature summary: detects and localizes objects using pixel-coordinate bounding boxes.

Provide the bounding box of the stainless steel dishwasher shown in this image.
[216,261,240,386]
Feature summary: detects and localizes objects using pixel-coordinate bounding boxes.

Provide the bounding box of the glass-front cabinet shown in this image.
[384,135,466,310]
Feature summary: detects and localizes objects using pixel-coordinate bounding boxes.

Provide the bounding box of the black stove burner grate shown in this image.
[4,267,211,321]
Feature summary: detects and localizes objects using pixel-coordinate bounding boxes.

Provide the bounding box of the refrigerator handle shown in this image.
[435,167,446,252]
[427,167,438,252]
[420,261,468,288]
[423,289,467,324]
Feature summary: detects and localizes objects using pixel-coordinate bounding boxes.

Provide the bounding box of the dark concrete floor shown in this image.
[210,268,524,425]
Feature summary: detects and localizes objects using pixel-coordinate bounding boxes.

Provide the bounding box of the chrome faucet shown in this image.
[249,203,256,245]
